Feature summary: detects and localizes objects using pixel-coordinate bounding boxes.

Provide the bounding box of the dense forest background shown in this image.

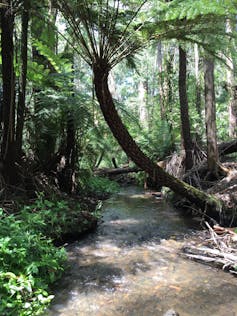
[1,0,237,315]
[1,0,236,194]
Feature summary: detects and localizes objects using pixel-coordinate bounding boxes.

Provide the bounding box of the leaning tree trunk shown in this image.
[178,46,193,171]
[93,63,221,213]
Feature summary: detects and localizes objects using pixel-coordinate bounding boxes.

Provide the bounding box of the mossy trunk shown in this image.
[93,64,222,215]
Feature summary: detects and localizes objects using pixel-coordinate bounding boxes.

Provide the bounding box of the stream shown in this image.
[47,186,237,316]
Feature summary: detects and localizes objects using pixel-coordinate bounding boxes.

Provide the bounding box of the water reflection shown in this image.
[48,186,237,316]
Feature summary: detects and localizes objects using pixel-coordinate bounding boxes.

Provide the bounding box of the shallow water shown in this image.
[47,186,237,316]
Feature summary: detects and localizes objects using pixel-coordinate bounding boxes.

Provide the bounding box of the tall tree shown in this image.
[56,0,226,214]
[138,80,149,128]
[0,0,17,183]
[194,44,202,119]
[226,20,237,138]
[178,46,193,171]
[16,0,29,159]
[204,57,219,176]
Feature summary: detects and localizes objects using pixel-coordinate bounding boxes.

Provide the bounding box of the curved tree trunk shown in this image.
[93,64,220,213]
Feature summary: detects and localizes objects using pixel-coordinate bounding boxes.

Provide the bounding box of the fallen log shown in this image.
[94,166,142,176]
[183,245,237,262]
[218,139,237,156]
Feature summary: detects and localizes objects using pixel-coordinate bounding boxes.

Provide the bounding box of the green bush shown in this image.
[20,196,79,239]
[20,194,101,239]
[84,176,119,196]
[0,209,66,316]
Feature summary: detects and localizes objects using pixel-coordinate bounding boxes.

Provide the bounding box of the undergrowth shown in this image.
[82,176,119,197]
[0,208,67,315]
[20,194,101,240]
[0,177,115,315]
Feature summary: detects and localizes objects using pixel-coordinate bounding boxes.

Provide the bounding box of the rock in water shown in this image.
[163,309,180,316]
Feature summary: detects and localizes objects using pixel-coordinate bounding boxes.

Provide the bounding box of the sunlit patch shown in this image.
[109,218,141,225]
[129,194,149,199]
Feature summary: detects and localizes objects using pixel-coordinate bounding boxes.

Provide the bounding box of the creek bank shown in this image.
[165,160,237,275]
[182,221,237,276]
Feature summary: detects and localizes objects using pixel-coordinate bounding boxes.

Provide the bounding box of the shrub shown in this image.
[83,176,119,197]
[0,209,66,315]
[20,195,101,240]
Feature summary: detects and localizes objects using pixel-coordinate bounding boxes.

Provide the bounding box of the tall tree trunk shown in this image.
[226,20,237,138]
[157,42,175,151]
[178,46,193,171]
[138,80,149,128]
[63,111,76,193]
[93,64,220,213]
[157,41,166,119]
[228,84,237,137]
[58,55,77,194]
[194,44,202,118]
[0,0,17,183]
[16,0,29,159]
[204,58,219,176]
[194,44,203,142]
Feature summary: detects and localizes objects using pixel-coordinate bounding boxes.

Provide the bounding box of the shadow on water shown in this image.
[48,186,237,316]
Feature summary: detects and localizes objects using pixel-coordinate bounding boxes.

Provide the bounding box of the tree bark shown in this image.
[194,44,202,118]
[138,80,149,128]
[156,42,175,151]
[93,63,221,213]
[194,44,203,142]
[0,1,17,183]
[16,0,29,159]
[157,41,166,119]
[204,58,219,176]
[178,46,193,171]
[226,19,237,138]
[218,139,237,156]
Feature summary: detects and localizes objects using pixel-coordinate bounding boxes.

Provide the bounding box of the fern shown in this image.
[32,39,72,74]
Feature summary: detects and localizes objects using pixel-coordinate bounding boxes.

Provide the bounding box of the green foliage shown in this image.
[32,39,70,74]
[133,171,146,187]
[82,176,119,197]
[0,209,66,316]
[20,194,98,239]
[136,120,175,160]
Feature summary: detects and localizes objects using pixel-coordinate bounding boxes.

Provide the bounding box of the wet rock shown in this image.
[163,309,179,316]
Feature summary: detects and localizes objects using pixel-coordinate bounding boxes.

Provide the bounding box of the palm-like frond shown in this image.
[145,0,236,57]
[55,0,236,70]
[55,0,147,69]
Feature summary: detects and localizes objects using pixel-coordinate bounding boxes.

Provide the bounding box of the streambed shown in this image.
[47,186,237,316]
